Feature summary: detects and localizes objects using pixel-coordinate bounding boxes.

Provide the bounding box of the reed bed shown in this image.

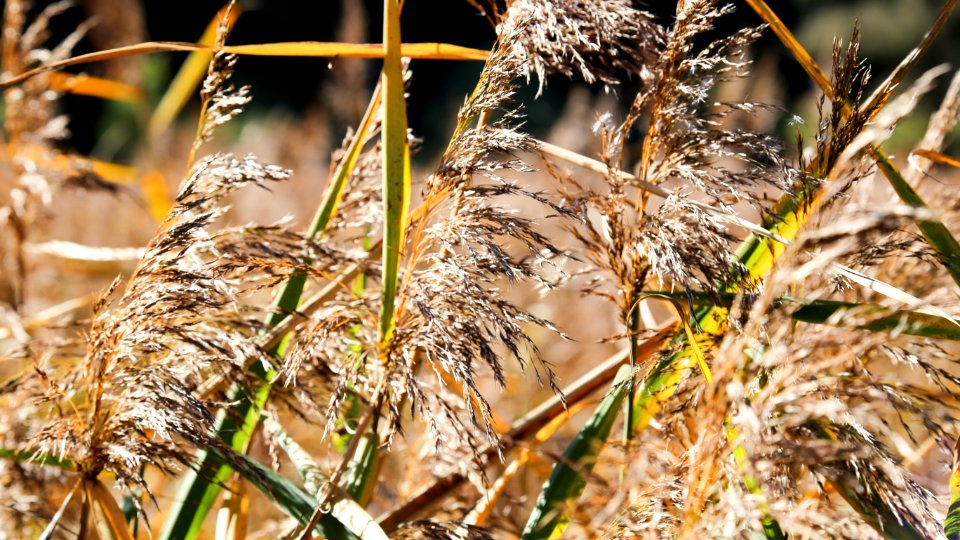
[2,1,960,538]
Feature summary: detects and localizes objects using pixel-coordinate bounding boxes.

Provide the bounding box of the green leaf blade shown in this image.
[521,365,632,540]
[874,147,960,288]
[207,447,359,540]
[378,0,410,350]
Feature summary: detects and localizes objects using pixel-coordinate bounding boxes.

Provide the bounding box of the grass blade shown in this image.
[223,42,488,60]
[0,42,488,91]
[266,417,388,540]
[874,146,960,288]
[946,439,960,539]
[312,83,383,238]
[205,446,360,540]
[89,479,134,540]
[627,181,817,435]
[0,447,74,469]
[647,291,960,341]
[378,0,410,350]
[48,72,142,103]
[344,432,381,507]
[914,149,960,170]
[0,142,138,184]
[860,0,958,118]
[520,365,632,540]
[789,299,960,339]
[147,3,240,138]
[142,170,174,224]
[725,426,785,539]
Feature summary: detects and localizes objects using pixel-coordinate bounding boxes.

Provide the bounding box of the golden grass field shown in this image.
[2,1,960,538]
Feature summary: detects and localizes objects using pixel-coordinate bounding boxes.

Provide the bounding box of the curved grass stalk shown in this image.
[0,41,488,91]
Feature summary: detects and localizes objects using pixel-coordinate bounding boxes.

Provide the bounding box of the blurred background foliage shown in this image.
[3,0,958,165]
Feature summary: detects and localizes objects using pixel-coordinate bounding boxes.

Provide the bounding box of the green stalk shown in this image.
[622,297,641,481]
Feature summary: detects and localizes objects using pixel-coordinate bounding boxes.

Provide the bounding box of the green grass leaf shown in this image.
[266,418,388,540]
[789,298,960,339]
[520,366,632,540]
[344,432,381,507]
[0,448,73,469]
[378,0,411,351]
[204,445,361,540]
[873,146,960,288]
[946,448,960,539]
[645,291,960,341]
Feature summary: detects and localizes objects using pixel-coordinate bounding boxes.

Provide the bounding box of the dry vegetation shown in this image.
[2,0,960,538]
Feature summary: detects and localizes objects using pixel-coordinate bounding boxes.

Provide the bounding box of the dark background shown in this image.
[6,0,960,162]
